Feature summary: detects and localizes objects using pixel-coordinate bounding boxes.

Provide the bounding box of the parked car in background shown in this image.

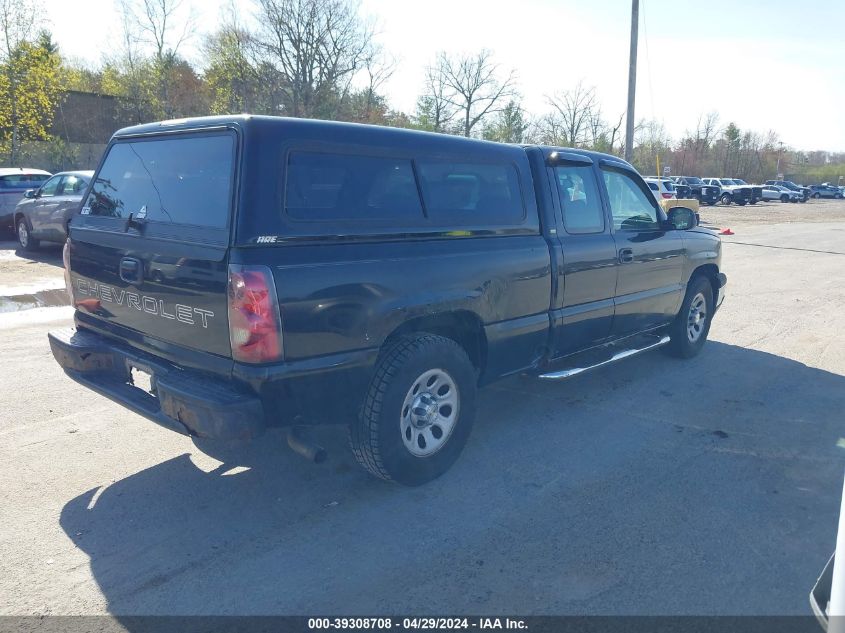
[808,184,843,199]
[765,180,810,202]
[761,184,800,203]
[14,170,93,250]
[0,168,52,234]
[670,176,720,205]
[643,177,676,203]
[702,178,751,205]
[728,179,764,204]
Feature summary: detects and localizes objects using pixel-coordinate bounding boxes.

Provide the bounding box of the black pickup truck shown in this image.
[49,115,727,485]
[670,176,720,206]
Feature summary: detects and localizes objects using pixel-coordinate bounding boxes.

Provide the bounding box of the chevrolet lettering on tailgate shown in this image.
[74,279,214,328]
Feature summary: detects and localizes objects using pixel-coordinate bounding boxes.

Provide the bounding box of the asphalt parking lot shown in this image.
[1,199,844,617]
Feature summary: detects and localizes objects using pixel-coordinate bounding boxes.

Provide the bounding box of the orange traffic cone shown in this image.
[719,228,735,235]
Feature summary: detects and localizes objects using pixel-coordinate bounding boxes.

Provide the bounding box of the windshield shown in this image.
[733,179,748,185]
[685,177,703,185]
[83,133,235,228]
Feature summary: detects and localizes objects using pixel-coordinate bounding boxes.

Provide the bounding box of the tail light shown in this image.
[62,240,74,303]
[662,192,674,199]
[227,264,283,363]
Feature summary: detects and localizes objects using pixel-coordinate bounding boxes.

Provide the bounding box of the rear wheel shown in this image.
[780,194,789,203]
[17,218,39,251]
[720,193,732,205]
[664,276,714,359]
[349,334,477,485]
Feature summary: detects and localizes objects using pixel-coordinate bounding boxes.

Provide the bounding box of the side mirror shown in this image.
[666,206,697,230]
[24,189,36,199]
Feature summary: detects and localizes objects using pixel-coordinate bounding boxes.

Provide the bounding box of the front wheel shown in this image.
[17,218,39,251]
[781,194,789,203]
[349,334,477,485]
[813,193,821,199]
[720,193,732,205]
[664,276,714,359]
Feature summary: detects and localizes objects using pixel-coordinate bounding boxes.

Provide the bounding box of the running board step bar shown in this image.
[538,336,671,380]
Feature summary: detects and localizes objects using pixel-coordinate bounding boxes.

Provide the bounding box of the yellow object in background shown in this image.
[660,198,699,213]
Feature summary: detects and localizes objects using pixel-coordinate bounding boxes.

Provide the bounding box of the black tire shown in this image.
[664,276,714,359]
[349,333,477,486]
[736,199,747,206]
[799,197,807,203]
[720,193,732,205]
[813,192,821,199]
[16,217,39,251]
[749,198,758,205]
[780,194,789,203]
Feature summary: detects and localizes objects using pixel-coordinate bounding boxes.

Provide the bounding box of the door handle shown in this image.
[618,248,634,264]
[119,257,144,284]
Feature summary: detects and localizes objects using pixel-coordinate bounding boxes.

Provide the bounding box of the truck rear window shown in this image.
[83,133,234,228]
[0,174,49,189]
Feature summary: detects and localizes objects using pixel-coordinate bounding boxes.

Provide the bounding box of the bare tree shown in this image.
[361,45,396,121]
[438,50,516,137]
[545,81,596,147]
[117,0,196,117]
[255,0,373,118]
[415,60,455,132]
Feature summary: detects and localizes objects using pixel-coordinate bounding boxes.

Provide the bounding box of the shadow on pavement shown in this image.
[60,341,845,616]
[0,239,64,268]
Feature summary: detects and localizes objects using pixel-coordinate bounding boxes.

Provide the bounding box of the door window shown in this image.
[38,176,63,198]
[59,175,88,195]
[602,169,660,231]
[554,164,604,234]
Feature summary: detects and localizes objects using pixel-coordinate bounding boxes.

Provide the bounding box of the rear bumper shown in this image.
[48,327,265,440]
[0,212,13,232]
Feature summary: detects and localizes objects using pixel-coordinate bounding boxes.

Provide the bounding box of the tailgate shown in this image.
[69,130,236,358]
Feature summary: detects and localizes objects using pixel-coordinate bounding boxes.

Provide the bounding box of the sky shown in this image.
[44,0,845,152]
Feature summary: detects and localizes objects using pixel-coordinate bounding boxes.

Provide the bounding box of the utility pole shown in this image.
[624,0,639,163]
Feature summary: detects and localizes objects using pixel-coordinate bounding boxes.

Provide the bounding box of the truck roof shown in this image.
[112,114,633,170]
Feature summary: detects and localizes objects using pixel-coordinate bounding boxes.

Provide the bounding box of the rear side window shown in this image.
[416,161,524,223]
[0,174,49,189]
[83,133,234,228]
[285,152,422,222]
[554,164,604,234]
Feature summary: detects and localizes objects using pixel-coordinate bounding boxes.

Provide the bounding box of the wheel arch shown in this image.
[690,263,720,303]
[384,310,488,373]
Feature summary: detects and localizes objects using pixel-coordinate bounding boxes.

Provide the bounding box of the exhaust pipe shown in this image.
[286,426,327,464]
